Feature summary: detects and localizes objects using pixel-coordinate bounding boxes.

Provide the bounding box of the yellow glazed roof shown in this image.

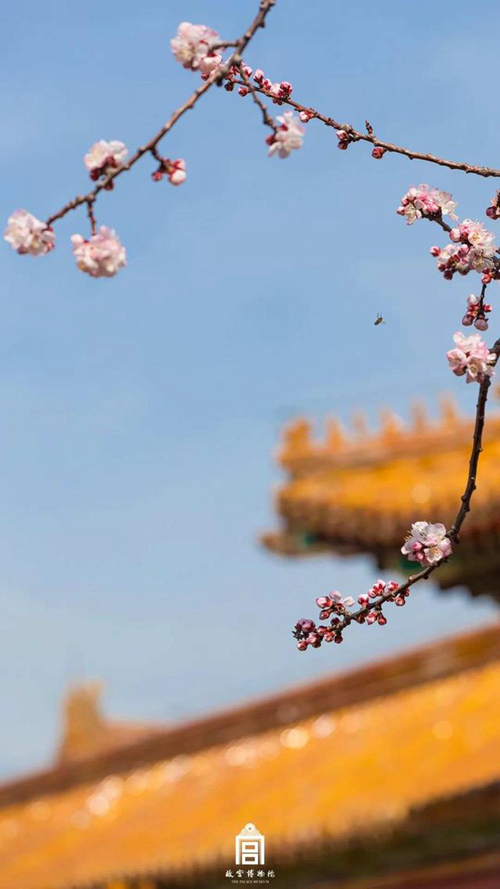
[278,433,500,541]
[267,399,500,550]
[1,640,500,889]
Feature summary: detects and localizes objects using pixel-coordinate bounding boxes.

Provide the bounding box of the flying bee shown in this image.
[374,313,386,326]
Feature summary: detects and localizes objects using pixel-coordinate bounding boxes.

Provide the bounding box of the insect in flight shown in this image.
[374,313,386,326]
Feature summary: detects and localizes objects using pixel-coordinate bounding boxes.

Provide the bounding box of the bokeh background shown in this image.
[1,0,499,778]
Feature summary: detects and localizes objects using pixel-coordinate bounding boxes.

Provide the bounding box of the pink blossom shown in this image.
[447,331,496,384]
[84,140,128,180]
[401,521,452,567]
[397,184,458,225]
[170,22,220,71]
[71,226,126,278]
[267,111,304,158]
[4,209,55,256]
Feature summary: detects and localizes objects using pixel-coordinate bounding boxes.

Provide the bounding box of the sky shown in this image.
[0,0,499,778]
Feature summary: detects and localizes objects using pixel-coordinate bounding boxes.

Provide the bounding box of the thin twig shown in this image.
[238,64,277,132]
[86,199,97,236]
[232,81,500,179]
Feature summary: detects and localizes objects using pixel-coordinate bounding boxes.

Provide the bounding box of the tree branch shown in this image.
[294,334,500,644]
[232,81,500,179]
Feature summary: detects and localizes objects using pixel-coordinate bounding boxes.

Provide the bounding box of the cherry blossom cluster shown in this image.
[237,67,293,103]
[462,293,491,331]
[397,185,458,225]
[220,62,303,158]
[431,219,498,281]
[170,19,296,111]
[151,157,187,186]
[293,580,402,651]
[170,29,303,160]
[4,134,187,276]
[401,521,452,566]
[447,331,496,384]
[293,518,455,651]
[170,22,222,73]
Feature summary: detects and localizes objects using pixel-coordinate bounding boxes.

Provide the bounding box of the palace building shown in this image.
[2,395,500,888]
[0,625,500,889]
[261,395,500,600]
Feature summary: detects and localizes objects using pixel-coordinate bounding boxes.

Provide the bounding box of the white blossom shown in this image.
[4,209,55,256]
[84,141,128,177]
[71,226,126,278]
[268,111,304,159]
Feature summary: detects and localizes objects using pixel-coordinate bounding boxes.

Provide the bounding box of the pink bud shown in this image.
[358,594,369,606]
[198,52,223,76]
[371,146,385,159]
[297,640,308,651]
[253,69,264,84]
[316,596,331,609]
[474,317,488,331]
[238,86,249,97]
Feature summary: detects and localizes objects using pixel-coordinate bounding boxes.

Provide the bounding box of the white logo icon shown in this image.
[235,823,265,866]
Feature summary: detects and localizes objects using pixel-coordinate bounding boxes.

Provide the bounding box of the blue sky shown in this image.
[0,0,499,777]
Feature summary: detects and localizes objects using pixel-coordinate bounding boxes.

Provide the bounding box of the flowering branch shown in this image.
[6,3,500,656]
[293,335,500,650]
[44,0,276,231]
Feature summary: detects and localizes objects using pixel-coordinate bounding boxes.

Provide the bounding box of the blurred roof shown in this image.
[0,624,500,888]
[261,397,500,599]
